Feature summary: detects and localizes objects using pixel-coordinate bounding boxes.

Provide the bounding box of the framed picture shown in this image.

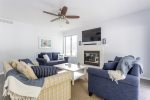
[39,37,51,48]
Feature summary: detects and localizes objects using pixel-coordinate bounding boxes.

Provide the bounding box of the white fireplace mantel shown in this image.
[77,44,104,69]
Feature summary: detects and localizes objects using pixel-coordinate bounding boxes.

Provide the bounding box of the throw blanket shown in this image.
[3,69,44,100]
[108,55,143,84]
[31,66,58,78]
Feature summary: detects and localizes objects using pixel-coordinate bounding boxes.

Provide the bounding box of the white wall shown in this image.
[63,9,150,79]
[0,20,63,73]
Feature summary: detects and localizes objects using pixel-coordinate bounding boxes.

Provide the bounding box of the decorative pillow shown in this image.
[16,61,38,80]
[103,61,119,70]
[43,54,50,62]
[114,56,122,62]
[9,60,20,69]
[58,54,64,60]
[19,58,33,65]
[31,66,58,78]
[52,52,59,60]
[3,62,13,73]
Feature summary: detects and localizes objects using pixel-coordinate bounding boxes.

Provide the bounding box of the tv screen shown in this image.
[82,28,101,42]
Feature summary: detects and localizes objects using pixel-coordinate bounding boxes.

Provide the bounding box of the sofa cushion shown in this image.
[19,58,33,65]
[9,60,20,69]
[46,60,66,66]
[38,53,43,58]
[49,60,60,65]
[16,61,38,80]
[57,60,66,64]
[52,52,60,60]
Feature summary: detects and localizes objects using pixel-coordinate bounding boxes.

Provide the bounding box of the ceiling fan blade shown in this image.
[65,18,69,24]
[61,6,68,15]
[43,11,59,16]
[66,15,80,19]
[50,17,60,22]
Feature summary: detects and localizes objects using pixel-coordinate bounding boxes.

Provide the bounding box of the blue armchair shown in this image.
[88,61,140,100]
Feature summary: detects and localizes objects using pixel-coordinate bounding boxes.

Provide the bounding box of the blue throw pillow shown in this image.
[19,59,33,65]
[103,61,119,70]
[38,54,43,58]
[114,56,122,61]
[31,66,58,78]
[52,52,60,60]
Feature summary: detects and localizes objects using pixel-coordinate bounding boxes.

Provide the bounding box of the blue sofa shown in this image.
[88,57,141,100]
[36,52,69,66]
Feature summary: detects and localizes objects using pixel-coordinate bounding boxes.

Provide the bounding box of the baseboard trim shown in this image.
[140,76,150,80]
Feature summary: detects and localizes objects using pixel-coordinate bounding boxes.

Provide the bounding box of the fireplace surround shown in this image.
[84,51,100,66]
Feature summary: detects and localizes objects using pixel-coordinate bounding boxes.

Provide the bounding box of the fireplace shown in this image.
[84,51,100,66]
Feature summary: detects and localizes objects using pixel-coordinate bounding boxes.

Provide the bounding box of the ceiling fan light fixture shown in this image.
[43,6,80,24]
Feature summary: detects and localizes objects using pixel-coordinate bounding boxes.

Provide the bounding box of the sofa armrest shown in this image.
[36,58,47,65]
[87,68,110,79]
[64,57,69,62]
[39,71,72,100]
[42,71,72,88]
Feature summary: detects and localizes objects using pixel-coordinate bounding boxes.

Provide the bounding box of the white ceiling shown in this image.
[0,0,150,31]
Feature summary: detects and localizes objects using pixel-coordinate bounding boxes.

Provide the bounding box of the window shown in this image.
[64,35,77,56]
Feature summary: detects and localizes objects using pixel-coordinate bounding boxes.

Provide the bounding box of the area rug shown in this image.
[71,79,103,100]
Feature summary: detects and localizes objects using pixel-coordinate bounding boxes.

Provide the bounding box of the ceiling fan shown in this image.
[43,6,80,24]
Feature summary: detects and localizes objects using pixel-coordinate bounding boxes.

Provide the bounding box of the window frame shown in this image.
[64,35,78,57]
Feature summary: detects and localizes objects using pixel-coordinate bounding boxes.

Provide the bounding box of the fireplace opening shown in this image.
[84,51,100,66]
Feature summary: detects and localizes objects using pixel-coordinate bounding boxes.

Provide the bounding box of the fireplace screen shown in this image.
[84,51,100,66]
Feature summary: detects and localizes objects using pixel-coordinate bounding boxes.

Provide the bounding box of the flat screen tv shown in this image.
[82,27,101,42]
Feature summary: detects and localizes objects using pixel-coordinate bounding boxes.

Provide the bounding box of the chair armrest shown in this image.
[87,68,110,79]
[36,58,47,65]
[64,57,69,62]
[119,74,139,87]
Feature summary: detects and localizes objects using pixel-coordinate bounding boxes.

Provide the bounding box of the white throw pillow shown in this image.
[58,54,64,60]
[43,54,50,62]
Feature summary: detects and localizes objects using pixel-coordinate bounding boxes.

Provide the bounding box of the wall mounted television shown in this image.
[82,27,101,42]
